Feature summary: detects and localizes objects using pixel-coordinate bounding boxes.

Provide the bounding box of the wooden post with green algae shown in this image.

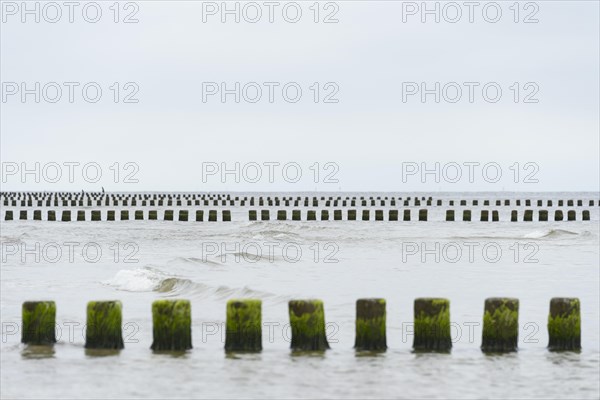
[481,298,519,353]
[548,298,581,351]
[354,298,387,351]
[151,300,192,351]
[288,300,330,352]
[225,299,262,352]
[22,301,56,345]
[413,298,451,352]
[85,301,124,350]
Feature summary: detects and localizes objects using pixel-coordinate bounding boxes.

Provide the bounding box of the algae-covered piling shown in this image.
[413,298,451,352]
[22,301,56,345]
[481,298,519,353]
[354,298,386,351]
[151,300,192,351]
[548,298,581,351]
[222,210,231,221]
[85,301,124,350]
[289,300,330,351]
[225,299,262,352]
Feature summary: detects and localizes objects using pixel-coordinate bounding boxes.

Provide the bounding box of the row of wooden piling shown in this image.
[3,209,231,222]
[21,297,581,353]
[250,209,591,221]
[4,209,592,222]
[3,198,598,208]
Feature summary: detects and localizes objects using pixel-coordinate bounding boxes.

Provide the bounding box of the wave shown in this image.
[523,229,581,239]
[0,232,30,244]
[172,256,222,267]
[448,229,589,241]
[103,266,170,292]
[103,267,283,301]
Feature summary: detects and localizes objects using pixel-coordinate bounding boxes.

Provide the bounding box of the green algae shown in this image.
[355,298,387,351]
[151,300,192,352]
[22,301,56,345]
[289,300,329,352]
[548,298,581,351]
[413,298,451,352]
[225,299,262,352]
[85,301,124,350]
[481,298,519,353]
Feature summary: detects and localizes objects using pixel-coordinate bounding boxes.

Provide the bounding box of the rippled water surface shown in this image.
[1,192,599,399]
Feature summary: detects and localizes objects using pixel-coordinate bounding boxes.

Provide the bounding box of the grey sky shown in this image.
[1,1,598,191]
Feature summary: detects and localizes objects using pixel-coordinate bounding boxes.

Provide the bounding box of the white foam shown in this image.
[104,267,167,292]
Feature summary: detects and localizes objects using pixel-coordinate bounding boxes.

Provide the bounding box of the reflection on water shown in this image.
[225,352,262,361]
[84,349,121,358]
[21,345,55,360]
[150,350,190,359]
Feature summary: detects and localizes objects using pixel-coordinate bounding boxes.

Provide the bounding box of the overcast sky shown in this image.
[1,1,598,192]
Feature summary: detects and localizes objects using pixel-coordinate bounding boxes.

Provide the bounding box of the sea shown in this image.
[1,192,599,399]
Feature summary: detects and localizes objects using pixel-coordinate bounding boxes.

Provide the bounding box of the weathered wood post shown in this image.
[260,210,269,221]
[249,210,257,221]
[481,298,519,353]
[178,210,189,221]
[85,301,124,350]
[548,298,581,351]
[225,299,262,352]
[22,301,56,345]
[288,300,329,351]
[61,210,71,222]
[413,298,451,352]
[92,210,101,221]
[151,300,192,351]
[354,298,386,351]
[480,210,489,221]
[511,210,518,222]
[463,210,471,222]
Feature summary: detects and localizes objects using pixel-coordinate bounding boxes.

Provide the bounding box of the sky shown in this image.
[1,0,599,192]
